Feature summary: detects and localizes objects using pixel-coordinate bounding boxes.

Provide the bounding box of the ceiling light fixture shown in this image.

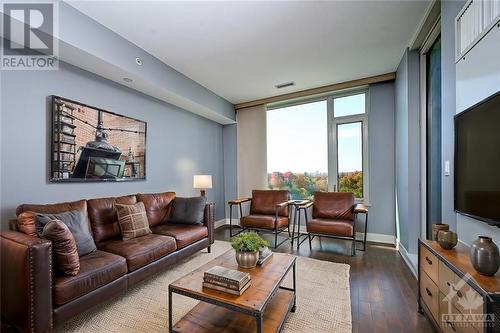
[123,77,133,83]
[135,57,143,66]
[275,81,295,89]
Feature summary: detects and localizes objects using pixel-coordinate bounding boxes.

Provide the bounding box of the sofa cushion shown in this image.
[169,197,207,225]
[99,234,176,272]
[42,220,80,276]
[16,211,37,237]
[306,218,354,237]
[151,224,208,249]
[115,202,152,240]
[17,199,88,220]
[137,192,176,227]
[240,214,289,229]
[35,210,97,256]
[54,250,127,305]
[87,195,137,244]
[312,192,355,220]
[16,199,94,247]
[250,190,289,216]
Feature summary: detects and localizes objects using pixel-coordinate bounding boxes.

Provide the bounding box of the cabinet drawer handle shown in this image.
[425,287,432,297]
[425,256,432,265]
[446,321,457,332]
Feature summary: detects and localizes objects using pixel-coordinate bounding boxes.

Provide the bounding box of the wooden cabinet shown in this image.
[421,245,439,282]
[439,292,478,333]
[421,268,440,320]
[418,240,500,333]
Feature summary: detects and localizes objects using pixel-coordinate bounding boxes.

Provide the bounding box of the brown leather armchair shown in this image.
[228,190,291,248]
[299,192,368,256]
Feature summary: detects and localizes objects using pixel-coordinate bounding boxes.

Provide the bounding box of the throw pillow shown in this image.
[115,202,152,240]
[169,196,207,225]
[17,211,37,237]
[42,220,80,276]
[35,210,97,256]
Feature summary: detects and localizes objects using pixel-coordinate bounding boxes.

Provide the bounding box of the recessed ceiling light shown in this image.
[135,57,143,66]
[275,81,295,89]
[123,77,133,83]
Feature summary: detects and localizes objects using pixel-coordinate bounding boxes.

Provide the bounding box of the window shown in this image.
[333,93,366,117]
[267,101,328,199]
[336,122,363,198]
[267,90,368,201]
[330,92,368,201]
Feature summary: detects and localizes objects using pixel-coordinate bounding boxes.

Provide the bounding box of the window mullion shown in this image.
[327,97,337,192]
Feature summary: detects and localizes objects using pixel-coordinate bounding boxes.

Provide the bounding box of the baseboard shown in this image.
[214,219,227,229]
[355,232,396,245]
[219,218,241,226]
[397,241,418,278]
[218,219,395,245]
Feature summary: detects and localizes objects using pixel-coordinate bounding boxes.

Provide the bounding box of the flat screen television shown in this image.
[455,91,500,227]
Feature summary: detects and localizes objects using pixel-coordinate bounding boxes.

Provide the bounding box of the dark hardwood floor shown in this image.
[215,226,436,333]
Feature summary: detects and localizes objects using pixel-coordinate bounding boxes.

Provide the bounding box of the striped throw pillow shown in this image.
[115,202,152,240]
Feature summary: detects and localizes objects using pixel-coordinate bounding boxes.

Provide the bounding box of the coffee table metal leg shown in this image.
[168,287,173,332]
[256,313,263,333]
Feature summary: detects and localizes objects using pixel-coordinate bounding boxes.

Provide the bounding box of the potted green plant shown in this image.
[231,232,269,269]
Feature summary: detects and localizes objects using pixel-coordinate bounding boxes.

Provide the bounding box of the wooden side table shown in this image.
[288,200,311,250]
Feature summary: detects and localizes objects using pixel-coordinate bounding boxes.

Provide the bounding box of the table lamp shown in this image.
[193,175,212,197]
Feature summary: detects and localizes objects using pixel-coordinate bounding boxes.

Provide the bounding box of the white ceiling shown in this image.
[69,0,431,104]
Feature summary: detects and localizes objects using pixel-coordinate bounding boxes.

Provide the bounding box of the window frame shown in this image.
[266,87,370,203]
[328,88,370,203]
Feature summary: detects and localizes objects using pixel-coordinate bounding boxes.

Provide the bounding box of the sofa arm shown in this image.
[203,203,216,245]
[1,231,53,333]
[8,218,18,231]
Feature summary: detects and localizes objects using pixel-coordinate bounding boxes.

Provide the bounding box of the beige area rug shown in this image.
[57,241,351,333]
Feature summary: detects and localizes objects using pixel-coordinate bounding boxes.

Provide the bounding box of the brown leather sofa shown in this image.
[0,192,215,333]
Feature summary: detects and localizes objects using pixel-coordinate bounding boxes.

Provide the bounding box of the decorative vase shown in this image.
[470,236,500,276]
[437,230,458,250]
[235,250,259,269]
[431,224,449,241]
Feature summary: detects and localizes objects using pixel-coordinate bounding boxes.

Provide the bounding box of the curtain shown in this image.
[236,104,267,197]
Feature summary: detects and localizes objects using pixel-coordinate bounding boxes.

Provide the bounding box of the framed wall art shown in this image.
[51,96,146,182]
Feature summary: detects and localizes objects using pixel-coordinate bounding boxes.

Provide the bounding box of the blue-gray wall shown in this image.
[0,61,226,226]
[368,82,396,238]
[441,0,466,230]
[395,51,409,249]
[223,124,237,218]
[395,48,421,255]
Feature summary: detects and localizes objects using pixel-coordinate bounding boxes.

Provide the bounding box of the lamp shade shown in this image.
[193,175,212,189]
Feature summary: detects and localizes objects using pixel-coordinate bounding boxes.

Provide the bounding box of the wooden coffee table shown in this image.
[168,250,297,333]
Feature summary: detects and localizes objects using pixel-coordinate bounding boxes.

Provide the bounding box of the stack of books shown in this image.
[257,247,273,265]
[203,266,251,295]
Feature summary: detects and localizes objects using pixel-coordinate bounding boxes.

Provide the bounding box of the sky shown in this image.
[267,94,364,174]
